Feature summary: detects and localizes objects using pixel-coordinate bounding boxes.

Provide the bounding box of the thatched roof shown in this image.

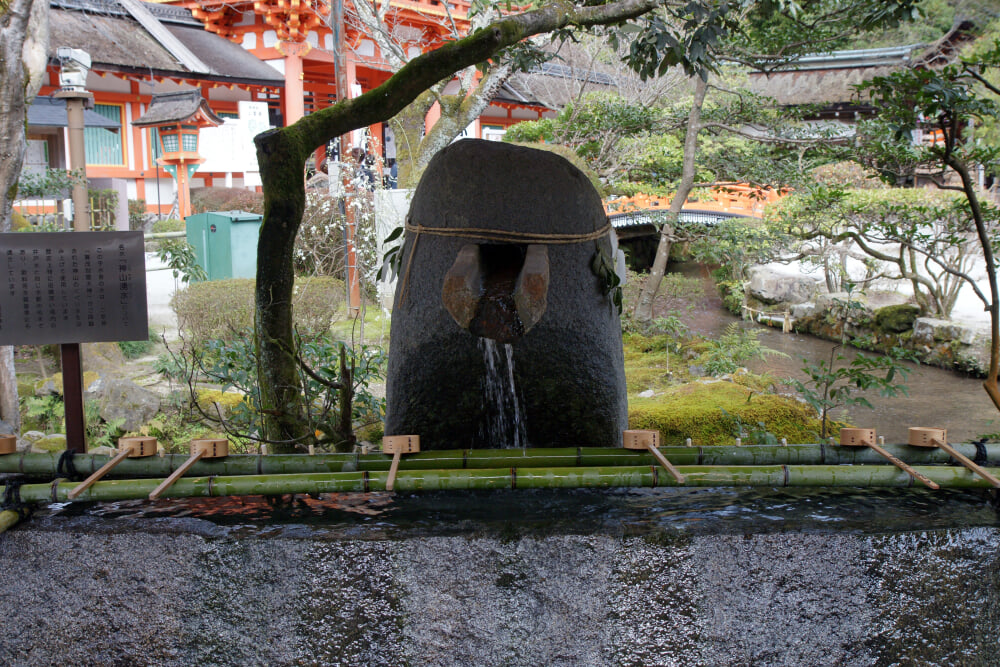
[746,21,977,110]
[49,0,284,86]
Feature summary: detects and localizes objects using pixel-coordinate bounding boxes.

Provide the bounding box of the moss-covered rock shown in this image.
[31,434,67,452]
[34,371,101,396]
[628,380,831,446]
[873,304,919,333]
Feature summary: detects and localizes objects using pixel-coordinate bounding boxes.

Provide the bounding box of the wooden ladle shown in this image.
[839,428,939,490]
[908,427,1000,488]
[624,430,685,484]
[149,439,229,500]
[383,435,420,491]
[68,436,158,500]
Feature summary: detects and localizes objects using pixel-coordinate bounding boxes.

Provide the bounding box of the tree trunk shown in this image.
[391,92,436,188]
[946,155,1000,412]
[254,2,661,448]
[0,0,49,433]
[634,76,708,321]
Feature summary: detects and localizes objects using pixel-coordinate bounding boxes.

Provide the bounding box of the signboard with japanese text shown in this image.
[0,231,147,345]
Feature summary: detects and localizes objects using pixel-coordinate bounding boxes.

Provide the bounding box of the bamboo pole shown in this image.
[2,443,1000,480]
[6,464,996,505]
[148,449,204,500]
[0,509,20,534]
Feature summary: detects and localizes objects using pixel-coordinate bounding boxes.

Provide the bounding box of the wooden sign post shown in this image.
[0,232,148,453]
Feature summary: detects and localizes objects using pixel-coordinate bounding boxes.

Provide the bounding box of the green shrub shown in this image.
[172,276,345,346]
[11,210,31,231]
[118,328,159,359]
[190,187,264,215]
[152,218,185,234]
[628,381,832,446]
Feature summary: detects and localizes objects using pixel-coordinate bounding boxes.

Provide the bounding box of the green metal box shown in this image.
[185,210,263,281]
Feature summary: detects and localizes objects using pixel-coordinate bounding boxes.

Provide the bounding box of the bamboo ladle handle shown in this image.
[933,438,1000,488]
[148,450,205,500]
[68,449,131,500]
[386,452,402,491]
[867,442,939,490]
[647,443,685,484]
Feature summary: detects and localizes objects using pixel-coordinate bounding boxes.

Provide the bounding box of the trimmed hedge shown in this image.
[172,276,345,344]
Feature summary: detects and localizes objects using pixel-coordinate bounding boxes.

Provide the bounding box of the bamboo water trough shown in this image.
[3,442,999,480]
[0,437,998,527]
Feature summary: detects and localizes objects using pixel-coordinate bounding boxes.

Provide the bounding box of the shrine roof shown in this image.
[49,0,284,86]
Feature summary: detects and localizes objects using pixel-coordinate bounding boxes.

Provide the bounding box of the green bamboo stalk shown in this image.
[7,464,995,505]
[3,443,999,481]
[0,509,20,534]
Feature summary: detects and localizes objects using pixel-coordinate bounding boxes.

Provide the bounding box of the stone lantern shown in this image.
[133,90,222,219]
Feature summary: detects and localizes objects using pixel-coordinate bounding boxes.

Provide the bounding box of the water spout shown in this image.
[478,337,527,448]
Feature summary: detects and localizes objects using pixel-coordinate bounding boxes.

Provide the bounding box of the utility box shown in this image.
[185,210,263,280]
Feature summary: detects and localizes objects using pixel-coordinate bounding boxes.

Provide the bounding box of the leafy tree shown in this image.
[773,187,995,317]
[628,0,922,321]
[856,36,1000,410]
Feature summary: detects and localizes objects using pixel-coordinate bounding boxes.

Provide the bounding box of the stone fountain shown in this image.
[385,139,627,449]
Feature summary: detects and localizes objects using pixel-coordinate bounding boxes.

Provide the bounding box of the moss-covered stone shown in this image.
[31,434,67,452]
[873,304,920,333]
[628,380,832,446]
[34,371,101,396]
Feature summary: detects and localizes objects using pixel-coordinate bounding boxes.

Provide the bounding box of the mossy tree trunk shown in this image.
[0,0,48,433]
[254,1,662,449]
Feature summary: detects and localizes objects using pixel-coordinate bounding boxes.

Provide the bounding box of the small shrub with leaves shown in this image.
[701,322,787,376]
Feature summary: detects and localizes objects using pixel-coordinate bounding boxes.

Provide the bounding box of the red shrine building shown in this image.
[22,0,556,225]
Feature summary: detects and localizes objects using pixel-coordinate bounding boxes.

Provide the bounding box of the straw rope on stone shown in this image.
[403,221,612,244]
[397,220,612,306]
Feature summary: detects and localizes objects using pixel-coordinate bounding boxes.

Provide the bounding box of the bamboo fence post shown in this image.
[148,439,228,500]
[624,430,684,484]
[69,437,158,500]
[840,428,939,490]
[383,435,420,491]
[0,435,15,456]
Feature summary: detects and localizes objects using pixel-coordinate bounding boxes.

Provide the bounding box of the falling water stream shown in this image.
[478,337,527,448]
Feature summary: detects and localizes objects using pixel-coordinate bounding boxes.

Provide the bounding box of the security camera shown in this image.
[56,47,91,92]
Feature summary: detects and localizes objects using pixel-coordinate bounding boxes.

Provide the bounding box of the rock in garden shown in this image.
[747,266,822,305]
[90,377,161,432]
